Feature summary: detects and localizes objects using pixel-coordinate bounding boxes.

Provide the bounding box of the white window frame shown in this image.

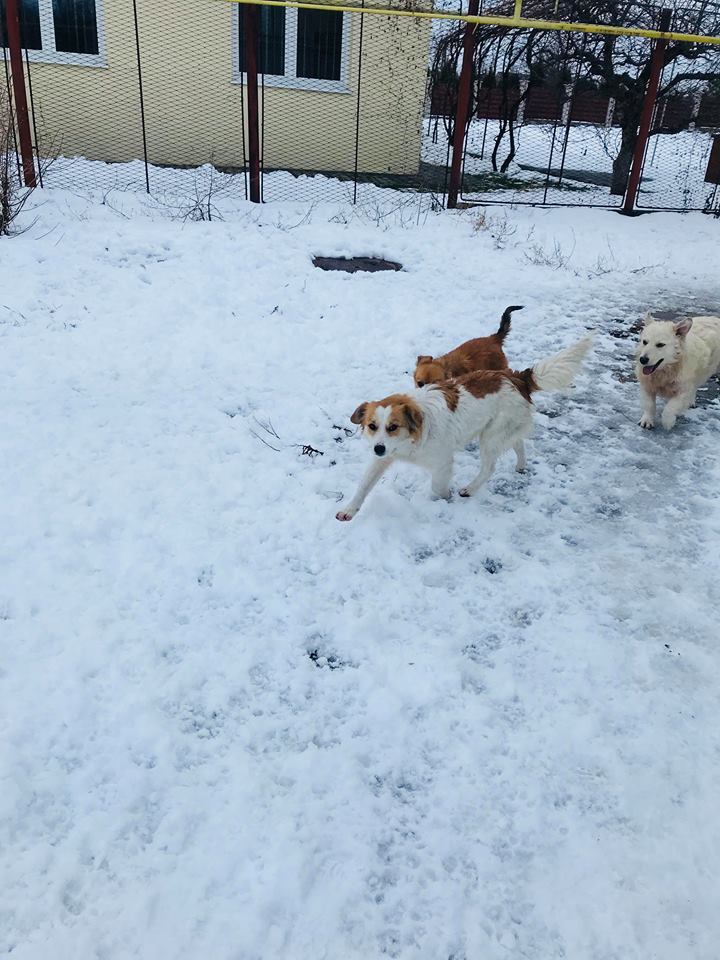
[2,0,106,67]
[232,5,350,94]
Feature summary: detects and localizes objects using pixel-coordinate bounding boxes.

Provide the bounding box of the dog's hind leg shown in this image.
[458,453,498,498]
[513,441,526,472]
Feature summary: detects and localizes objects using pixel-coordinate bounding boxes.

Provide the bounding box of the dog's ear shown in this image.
[642,311,653,327]
[416,355,432,365]
[675,317,693,338]
[350,402,368,425]
[402,402,424,437]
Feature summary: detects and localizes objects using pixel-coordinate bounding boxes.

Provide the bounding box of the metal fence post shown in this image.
[4,0,36,187]
[622,7,672,215]
[243,3,261,203]
[447,0,478,209]
[131,0,150,193]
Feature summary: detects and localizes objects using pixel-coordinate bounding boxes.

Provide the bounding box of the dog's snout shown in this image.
[374,444,386,457]
[639,355,649,365]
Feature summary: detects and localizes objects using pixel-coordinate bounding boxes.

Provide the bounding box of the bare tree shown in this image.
[428,0,720,195]
[558,0,720,193]
[488,32,540,172]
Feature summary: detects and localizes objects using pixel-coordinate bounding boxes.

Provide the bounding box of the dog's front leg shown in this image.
[336,457,391,521]
[661,390,695,431]
[639,387,656,429]
[430,458,453,501]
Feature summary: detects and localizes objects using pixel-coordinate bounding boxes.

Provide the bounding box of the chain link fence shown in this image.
[2,0,720,212]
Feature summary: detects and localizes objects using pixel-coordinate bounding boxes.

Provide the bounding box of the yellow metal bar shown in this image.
[221,0,720,46]
[513,0,523,21]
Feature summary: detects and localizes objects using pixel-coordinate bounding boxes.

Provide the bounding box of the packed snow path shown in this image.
[1,185,719,960]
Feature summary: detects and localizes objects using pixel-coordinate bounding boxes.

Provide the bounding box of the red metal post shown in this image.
[622,8,671,215]
[243,3,261,203]
[704,134,720,184]
[4,0,36,187]
[446,0,478,209]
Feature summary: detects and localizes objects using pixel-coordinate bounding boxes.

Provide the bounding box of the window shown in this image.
[237,5,286,76]
[234,6,348,92]
[0,0,41,50]
[296,9,343,82]
[1,0,104,65]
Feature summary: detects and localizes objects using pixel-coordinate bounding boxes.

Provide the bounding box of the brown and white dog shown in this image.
[413,305,523,388]
[636,314,720,430]
[336,333,594,521]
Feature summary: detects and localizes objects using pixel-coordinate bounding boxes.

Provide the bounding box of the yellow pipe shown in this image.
[221,0,720,46]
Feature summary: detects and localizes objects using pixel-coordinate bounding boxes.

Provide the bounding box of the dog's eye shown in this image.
[387,424,398,433]
[642,340,648,345]
[656,342,665,348]
[368,423,378,432]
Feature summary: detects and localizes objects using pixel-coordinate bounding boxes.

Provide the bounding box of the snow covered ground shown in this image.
[2,169,720,960]
[423,118,719,210]
[39,118,719,212]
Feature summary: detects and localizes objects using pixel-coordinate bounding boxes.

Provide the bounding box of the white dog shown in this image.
[636,315,720,430]
[336,334,594,521]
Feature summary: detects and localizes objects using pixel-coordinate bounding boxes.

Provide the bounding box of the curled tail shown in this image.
[516,332,595,396]
[496,304,524,342]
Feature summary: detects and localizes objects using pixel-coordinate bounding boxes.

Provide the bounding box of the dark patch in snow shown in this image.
[413,545,434,563]
[313,256,403,273]
[512,607,542,628]
[463,634,503,663]
[609,316,644,340]
[307,648,346,670]
[596,498,623,519]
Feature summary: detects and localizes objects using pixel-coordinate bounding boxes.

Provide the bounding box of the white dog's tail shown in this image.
[527,332,595,393]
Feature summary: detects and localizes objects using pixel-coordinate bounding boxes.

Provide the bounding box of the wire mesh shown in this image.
[446,30,615,206]
[1,0,719,212]
[446,2,720,209]
[636,61,720,210]
[256,1,441,204]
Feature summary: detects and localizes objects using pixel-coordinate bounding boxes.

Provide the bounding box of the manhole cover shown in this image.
[312,256,402,273]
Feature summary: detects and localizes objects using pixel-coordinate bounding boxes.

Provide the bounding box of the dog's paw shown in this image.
[335,509,356,522]
[458,487,472,498]
[661,413,677,431]
[639,415,655,429]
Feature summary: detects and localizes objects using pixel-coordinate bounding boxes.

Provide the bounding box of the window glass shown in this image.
[296,9,342,82]
[52,0,99,55]
[238,6,285,76]
[0,0,42,51]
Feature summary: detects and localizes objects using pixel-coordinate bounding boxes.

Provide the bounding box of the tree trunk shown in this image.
[610,122,639,196]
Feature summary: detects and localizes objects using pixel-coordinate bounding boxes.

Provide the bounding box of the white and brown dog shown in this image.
[336,333,594,521]
[636,314,720,430]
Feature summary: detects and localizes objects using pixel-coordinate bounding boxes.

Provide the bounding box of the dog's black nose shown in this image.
[639,355,649,365]
[374,444,386,457]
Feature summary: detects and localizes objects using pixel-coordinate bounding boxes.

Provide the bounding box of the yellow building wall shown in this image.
[24,0,431,176]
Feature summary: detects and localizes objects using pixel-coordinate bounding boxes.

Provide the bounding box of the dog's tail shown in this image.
[495,304,523,342]
[517,332,595,395]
